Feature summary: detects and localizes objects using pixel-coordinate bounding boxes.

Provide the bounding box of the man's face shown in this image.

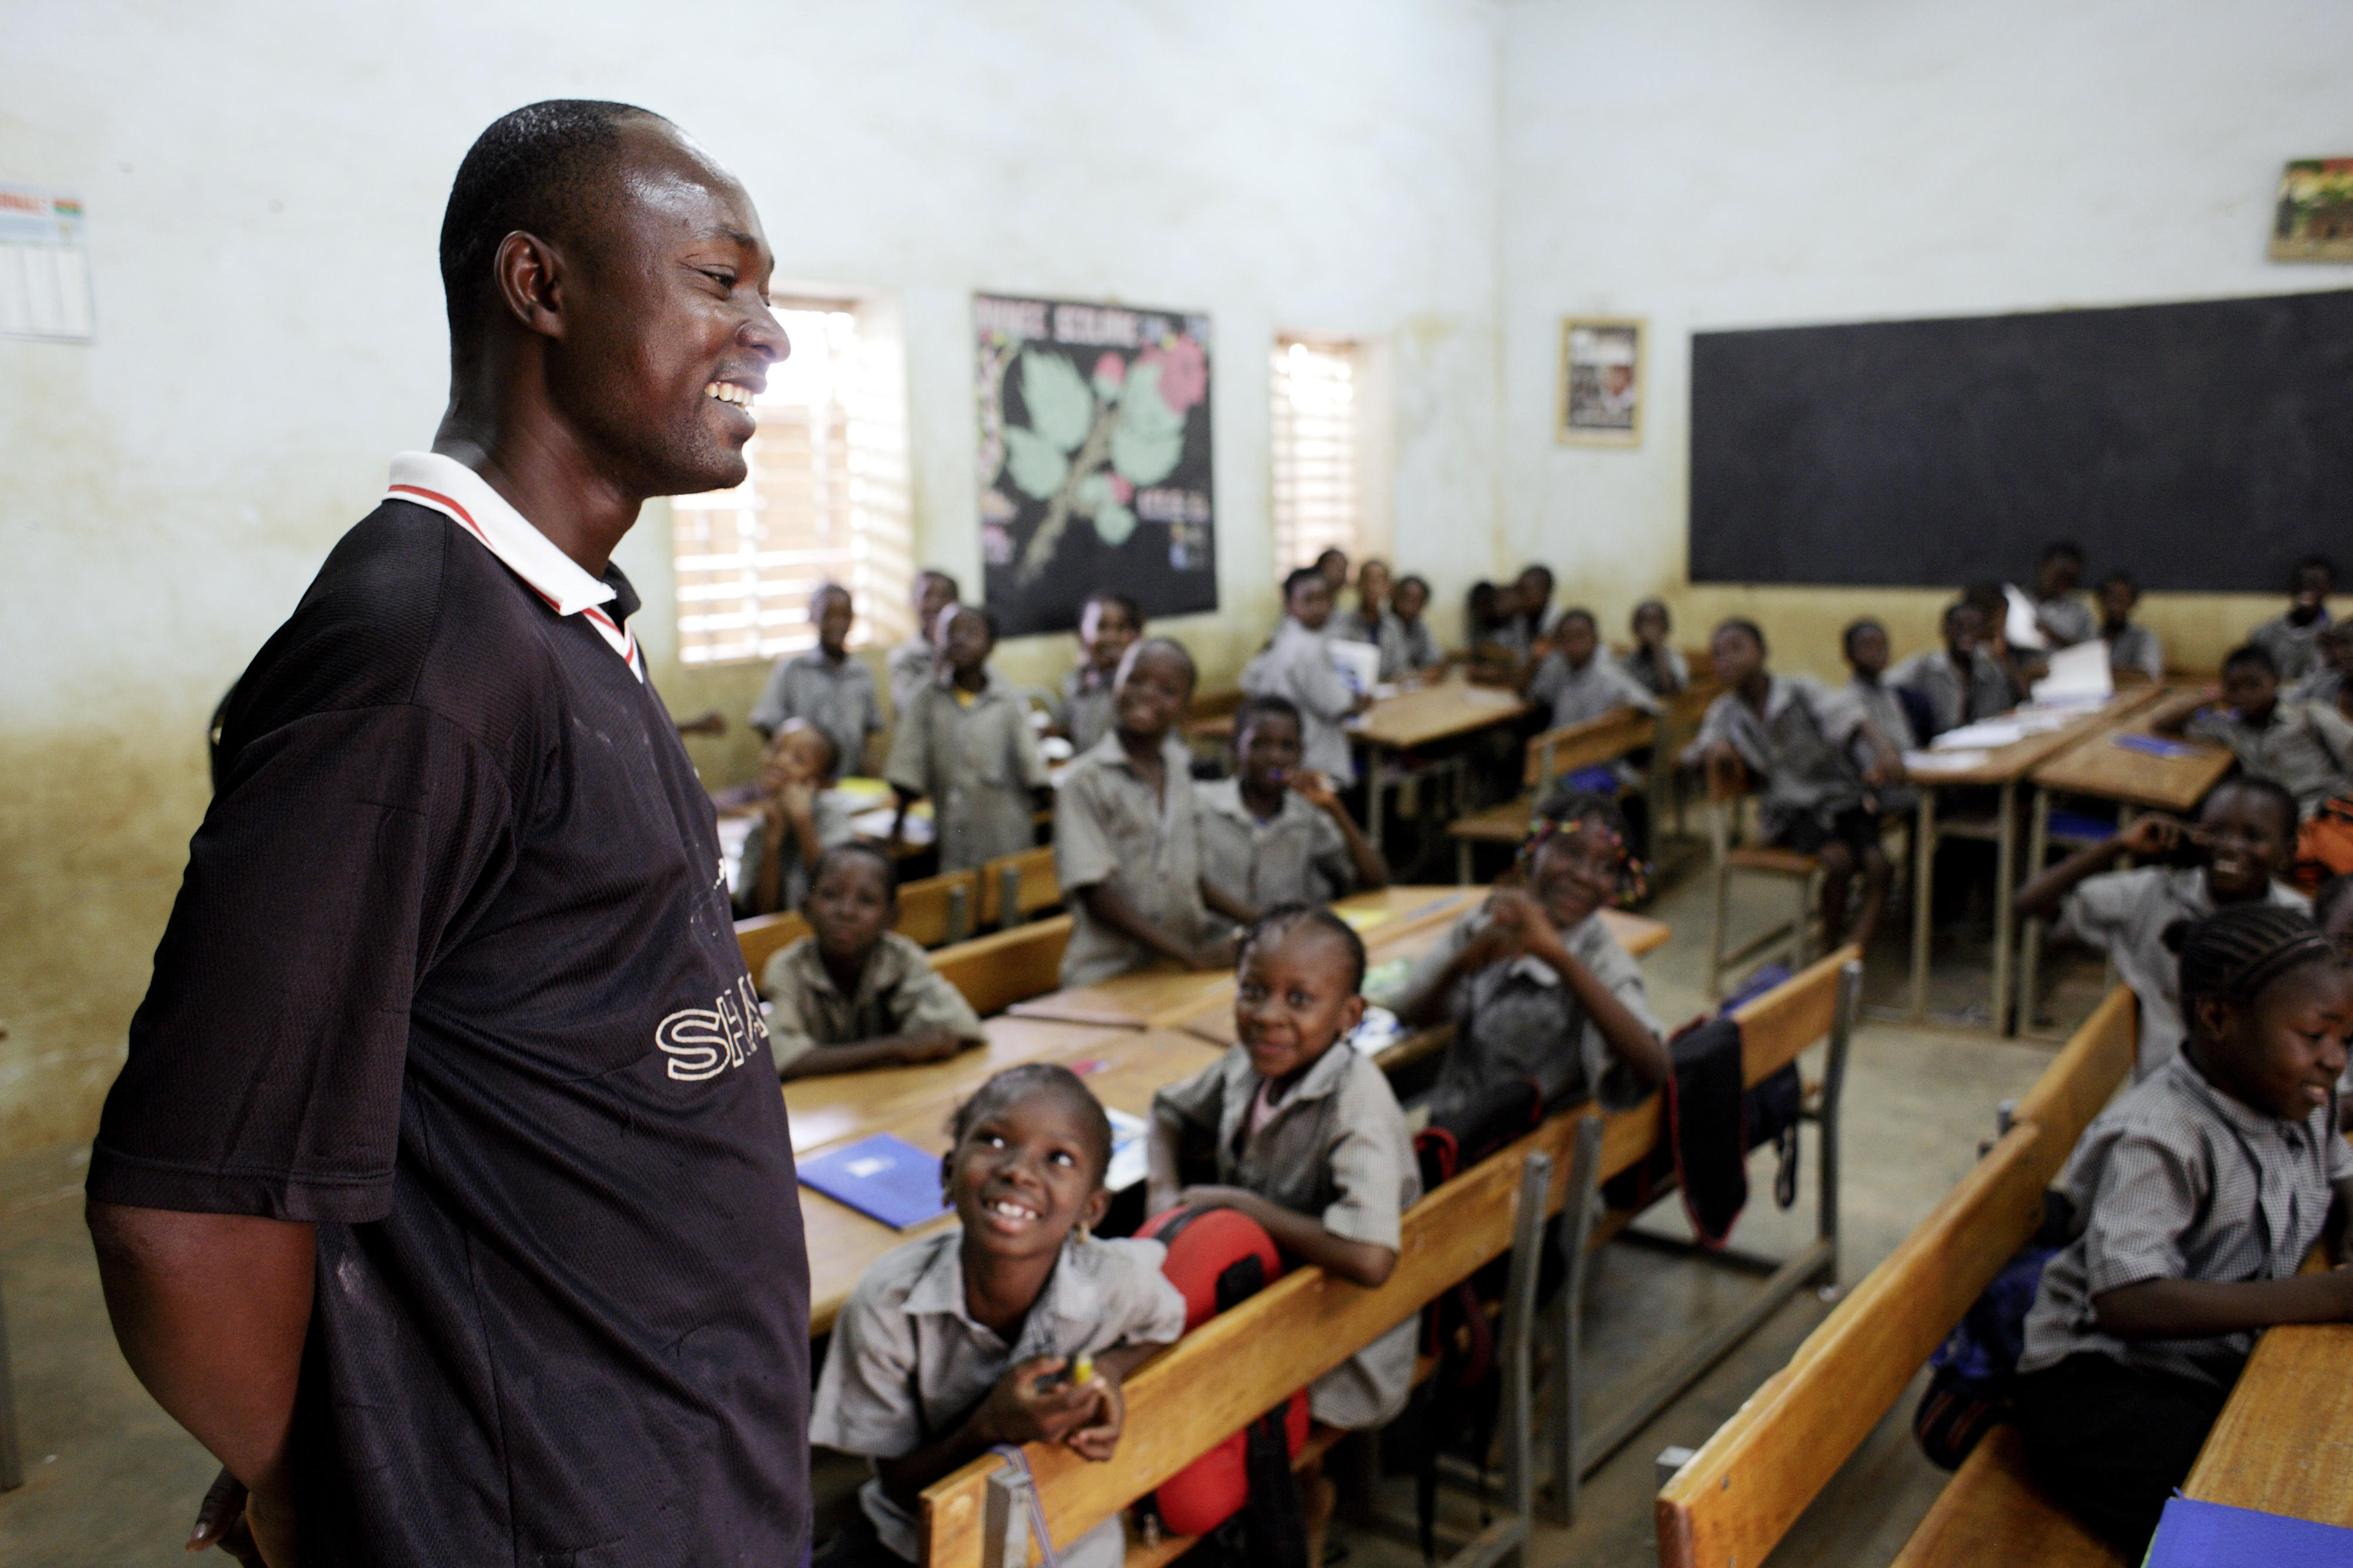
[542,120,786,499]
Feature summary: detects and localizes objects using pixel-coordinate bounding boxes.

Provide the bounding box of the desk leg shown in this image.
[2018,788,2051,1036]
[1911,788,1937,1023]
[1992,779,2018,1036]
[1367,750,1388,852]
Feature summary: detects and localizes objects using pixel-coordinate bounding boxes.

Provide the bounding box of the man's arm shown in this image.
[87,1203,315,1567]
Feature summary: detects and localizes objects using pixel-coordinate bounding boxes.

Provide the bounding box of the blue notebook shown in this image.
[799,1134,953,1229]
[2145,1496,2353,1567]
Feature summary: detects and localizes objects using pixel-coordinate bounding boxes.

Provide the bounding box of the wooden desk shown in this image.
[1902,688,2168,1033]
[1352,676,1532,849]
[780,1015,1130,1155]
[1005,886,1484,1029]
[2184,1243,2353,1528]
[2011,687,2232,1035]
[801,1027,1223,1336]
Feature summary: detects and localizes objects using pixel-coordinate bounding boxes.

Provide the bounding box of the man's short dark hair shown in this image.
[439,100,658,348]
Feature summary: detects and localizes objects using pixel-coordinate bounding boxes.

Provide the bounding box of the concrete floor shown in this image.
[0,838,2114,1567]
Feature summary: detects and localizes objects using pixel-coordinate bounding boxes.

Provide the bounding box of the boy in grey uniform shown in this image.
[1889,600,2012,738]
[2247,555,2334,683]
[885,605,1047,871]
[2027,541,2096,648]
[1055,639,1233,986]
[1195,695,1387,918]
[885,569,960,716]
[1524,608,1660,730]
[2183,644,2353,818]
[1386,575,1444,680]
[1242,567,1368,786]
[749,582,883,773]
[2096,570,2165,682]
[1617,599,1690,698]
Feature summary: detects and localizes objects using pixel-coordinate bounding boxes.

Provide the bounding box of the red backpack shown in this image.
[1136,1205,1310,1546]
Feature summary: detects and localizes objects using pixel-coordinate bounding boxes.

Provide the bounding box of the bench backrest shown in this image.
[978,845,1059,929]
[735,910,811,979]
[1654,987,2139,1568]
[897,868,983,948]
[918,945,1862,1566]
[929,916,1072,1017]
[1524,708,1658,789]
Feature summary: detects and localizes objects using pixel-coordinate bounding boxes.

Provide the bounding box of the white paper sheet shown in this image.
[1328,639,1381,698]
[1932,721,2028,750]
[2030,640,2114,706]
[2004,585,2049,652]
[1904,749,1991,773]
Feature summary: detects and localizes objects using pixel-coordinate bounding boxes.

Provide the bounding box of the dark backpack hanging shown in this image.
[1600,1007,1804,1245]
[1912,1192,2077,1469]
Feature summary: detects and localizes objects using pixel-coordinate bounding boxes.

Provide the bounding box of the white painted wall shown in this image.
[0,0,1502,1155]
[1500,0,2353,679]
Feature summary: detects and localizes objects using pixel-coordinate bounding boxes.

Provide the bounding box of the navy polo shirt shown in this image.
[90,453,810,1566]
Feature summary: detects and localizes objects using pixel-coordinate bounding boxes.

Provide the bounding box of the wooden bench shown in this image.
[929,917,1074,1017]
[1447,706,1659,881]
[1655,985,2140,1568]
[978,845,1059,929]
[914,946,1864,1566]
[897,868,984,947]
[735,909,812,981]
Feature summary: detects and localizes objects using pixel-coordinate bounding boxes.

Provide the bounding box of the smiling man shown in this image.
[84,103,808,1567]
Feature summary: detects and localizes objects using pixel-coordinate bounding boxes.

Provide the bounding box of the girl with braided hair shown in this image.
[1392,793,1669,1120]
[2012,903,2353,1554]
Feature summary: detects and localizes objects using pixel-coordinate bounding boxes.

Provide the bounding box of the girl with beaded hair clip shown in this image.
[1393,793,1669,1122]
[2012,903,2353,1557]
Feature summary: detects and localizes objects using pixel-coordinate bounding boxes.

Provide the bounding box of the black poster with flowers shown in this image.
[974,293,1217,638]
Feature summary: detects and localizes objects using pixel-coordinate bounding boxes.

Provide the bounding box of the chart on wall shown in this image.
[975,293,1217,637]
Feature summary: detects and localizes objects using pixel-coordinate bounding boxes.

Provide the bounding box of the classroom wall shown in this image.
[0,0,1502,1159]
[1499,0,2353,683]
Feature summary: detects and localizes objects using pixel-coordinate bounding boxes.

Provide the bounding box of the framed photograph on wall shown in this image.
[2269,159,2353,262]
[1557,316,1644,446]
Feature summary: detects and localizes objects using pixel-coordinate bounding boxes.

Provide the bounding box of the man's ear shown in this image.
[494,229,568,341]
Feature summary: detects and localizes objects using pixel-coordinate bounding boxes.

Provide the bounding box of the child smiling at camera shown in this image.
[1195,695,1387,920]
[2013,905,2353,1557]
[1146,907,1421,1432]
[809,1063,1187,1568]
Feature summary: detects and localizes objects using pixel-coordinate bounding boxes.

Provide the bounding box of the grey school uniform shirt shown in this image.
[810,1230,1187,1565]
[1055,731,1215,986]
[1888,646,2011,737]
[885,670,1049,872]
[1242,617,1361,785]
[2184,700,2353,818]
[885,636,937,716]
[1058,665,1117,755]
[1683,675,1866,842]
[2019,1054,2352,1389]
[2249,610,2331,683]
[1387,616,1444,680]
[731,789,855,915]
[2105,624,2165,682]
[1400,909,1659,1117]
[2033,593,2097,648]
[748,648,882,770]
[1195,778,1357,912]
[2054,868,2309,1079]
[1152,1041,1421,1427]
[1823,676,1918,816]
[758,931,985,1075]
[1525,650,1659,732]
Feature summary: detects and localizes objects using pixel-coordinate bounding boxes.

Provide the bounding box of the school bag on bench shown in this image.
[1135,1204,1310,1567]
[1911,1190,2076,1469]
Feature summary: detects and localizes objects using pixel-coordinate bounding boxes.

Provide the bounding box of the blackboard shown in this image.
[1689,289,2353,593]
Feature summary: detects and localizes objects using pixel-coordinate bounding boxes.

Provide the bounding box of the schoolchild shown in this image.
[735,718,854,915]
[1524,608,1659,731]
[1889,600,2011,738]
[1241,566,1369,786]
[886,569,961,715]
[885,603,1048,871]
[1195,694,1387,919]
[1058,590,1142,756]
[2097,569,2164,682]
[1146,908,1420,1431]
[2015,776,2308,1077]
[2181,643,2353,818]
[749,581,884,772]
[1385,574,1444,680]
[760,844,984,1080]
[1055,638,1231,986]
[1393,799,1668,1120]
[1335,556,1393,648]
[2248,555,2335,683]
[1617,598,1689,698]
[2028,540,2095,648]
[2014,905,2353,1556]
[810,1063,1187,1567]
[1827,618,1919,820]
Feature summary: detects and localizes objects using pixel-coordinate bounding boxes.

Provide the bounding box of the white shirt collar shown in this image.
[385,451,641,678]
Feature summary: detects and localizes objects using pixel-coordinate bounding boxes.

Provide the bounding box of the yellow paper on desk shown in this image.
[1339,908,1394,933]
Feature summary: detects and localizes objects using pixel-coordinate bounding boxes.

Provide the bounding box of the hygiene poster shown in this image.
[974,293,1217,637]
